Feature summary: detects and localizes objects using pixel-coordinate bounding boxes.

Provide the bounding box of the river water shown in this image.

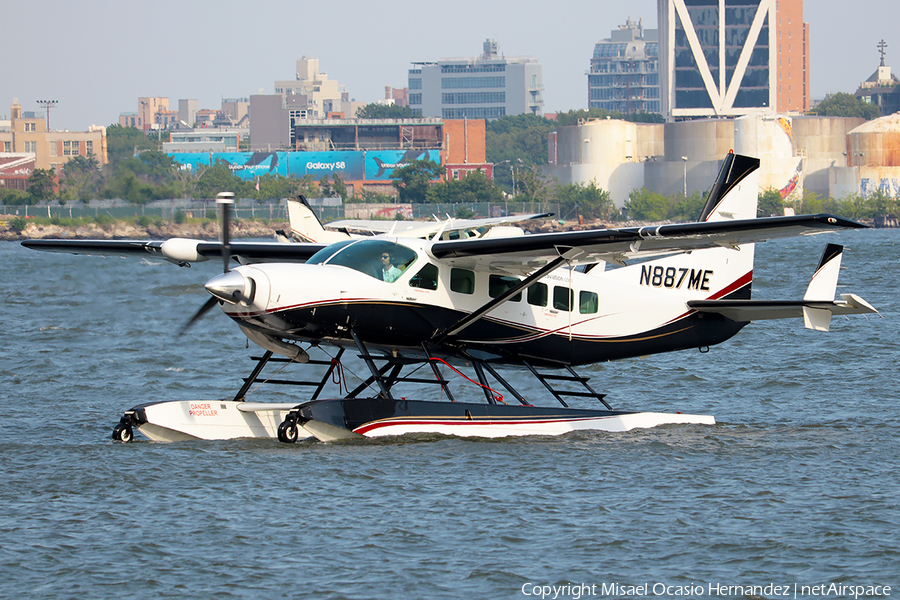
[1,230,897,599]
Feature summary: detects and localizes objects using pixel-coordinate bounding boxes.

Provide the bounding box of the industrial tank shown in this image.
[847,112,900,167]
[734,114,804,202]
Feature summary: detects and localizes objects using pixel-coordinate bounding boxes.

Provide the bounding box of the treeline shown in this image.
[2,105,894,224]
[624,187,899,222]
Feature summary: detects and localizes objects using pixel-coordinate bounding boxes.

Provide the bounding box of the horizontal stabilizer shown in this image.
[688,244,877,331]
[688,294,878,330]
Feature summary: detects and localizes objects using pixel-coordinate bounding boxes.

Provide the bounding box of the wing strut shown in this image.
[430,247,586,344]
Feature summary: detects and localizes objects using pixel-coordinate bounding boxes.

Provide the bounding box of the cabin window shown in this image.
[410,264,439,290]
[307,239,417,283]
[306,239,354,265]
[579,291,598,314]
[527,282,548,307]
[450,268,475,294]
[488,275,522,302]
[553,286,573,311]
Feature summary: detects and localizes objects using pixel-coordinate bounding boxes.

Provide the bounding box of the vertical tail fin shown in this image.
[287,195,351,244]
[802,244,844,331]
[698,153,760,222]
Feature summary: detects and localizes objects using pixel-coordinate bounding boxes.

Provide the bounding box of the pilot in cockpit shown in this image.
[380,250,402,283]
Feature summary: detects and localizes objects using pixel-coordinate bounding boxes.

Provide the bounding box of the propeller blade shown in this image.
[217,192,235,272]
[181,192,234,336]
[179,296,219,336]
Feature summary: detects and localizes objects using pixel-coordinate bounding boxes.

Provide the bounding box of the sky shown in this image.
[3,0,899,132]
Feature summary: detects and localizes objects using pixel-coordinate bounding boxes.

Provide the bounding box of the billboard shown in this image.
[168,149,442,182]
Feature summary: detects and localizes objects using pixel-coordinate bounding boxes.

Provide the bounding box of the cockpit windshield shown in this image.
[306,239,418,283]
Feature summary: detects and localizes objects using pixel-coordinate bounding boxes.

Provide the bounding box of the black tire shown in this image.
[277,421,298,443]
[113,423,134,443]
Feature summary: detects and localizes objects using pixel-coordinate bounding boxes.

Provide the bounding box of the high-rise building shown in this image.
[408,39,544,120]
[775,0,810,112]
[658,0,808,119]
[588,18,660,115]
[274,57,345,119]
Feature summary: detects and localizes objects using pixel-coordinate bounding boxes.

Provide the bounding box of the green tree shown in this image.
[355,189,395,203]
[191,159,248,199]
[835,193,872,220]
[104,173,156,204]
[485,114,557,168]
[553,181,615,221]
[391,159,444,203]
[798,189,838,214]
[105,124,160,168]
[27,169,57,204]
[810,92,881,120]
[555,108,664,126]
[624,187,670,221]
[355,103,417,119]
[61,154,103,202]
[669,190,708,222]
[253,173,305,201]
[758,188,784,217]
[867,188,899,217]
[516,166,554,205]
[425,170,503,204]
[0,188,29,205]
[330,173,349,201]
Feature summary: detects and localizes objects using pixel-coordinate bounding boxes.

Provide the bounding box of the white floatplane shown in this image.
[281,194,553,243]
[23,152,877,443]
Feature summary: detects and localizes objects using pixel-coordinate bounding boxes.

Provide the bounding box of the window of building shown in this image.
[441,92,506,105]
[4,141,11,152]
[441,64,505,74]
[442,107,506,119]
[441,77,504,89]
[86,141,93,155]
[450,268,475,294]
[24,141,36,153]
[489,275,522,302]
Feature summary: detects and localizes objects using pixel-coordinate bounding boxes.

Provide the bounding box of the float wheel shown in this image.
[112,423,134,443]
[277,421,298,443]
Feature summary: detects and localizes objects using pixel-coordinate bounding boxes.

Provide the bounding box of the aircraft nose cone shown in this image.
[205,270,248,304]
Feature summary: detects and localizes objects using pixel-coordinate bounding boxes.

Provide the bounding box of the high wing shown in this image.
[21,238,325,265]
[288,195,552,242]
[324,213,553,238]
[428,214,867,274]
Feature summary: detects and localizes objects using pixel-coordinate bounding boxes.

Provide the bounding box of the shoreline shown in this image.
[2,214,893,243]
[0,219,289,242]
[0,216,624,242]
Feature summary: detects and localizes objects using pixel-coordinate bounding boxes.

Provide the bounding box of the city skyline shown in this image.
[3,0,898,131]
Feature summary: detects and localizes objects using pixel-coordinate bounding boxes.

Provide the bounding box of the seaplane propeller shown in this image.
[180,192,244,334]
